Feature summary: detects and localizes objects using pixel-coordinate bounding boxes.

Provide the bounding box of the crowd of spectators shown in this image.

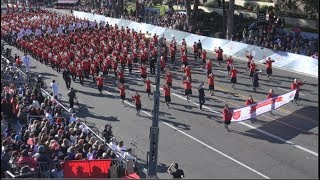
[237,11,319,57]
[1,54,136,178]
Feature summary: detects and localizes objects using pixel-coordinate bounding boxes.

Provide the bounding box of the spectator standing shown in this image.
[50,80,59,99]
[22,53,31,73]
[167,162,184,178]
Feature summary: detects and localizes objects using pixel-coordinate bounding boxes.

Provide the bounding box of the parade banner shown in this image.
[63,159,112,178]
[231,90,297,122]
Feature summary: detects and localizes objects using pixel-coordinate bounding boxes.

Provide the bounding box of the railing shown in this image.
[5,160,63,178]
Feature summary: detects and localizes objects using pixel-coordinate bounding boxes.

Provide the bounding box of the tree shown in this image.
[226,0,235,40]
[112,0,124,18]
[185,0,192,26]
[300,0,319,19]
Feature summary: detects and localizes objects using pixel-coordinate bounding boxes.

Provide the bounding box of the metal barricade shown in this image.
[5,160,62,178]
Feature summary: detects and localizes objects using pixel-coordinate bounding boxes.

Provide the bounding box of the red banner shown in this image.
[63,160,112,178]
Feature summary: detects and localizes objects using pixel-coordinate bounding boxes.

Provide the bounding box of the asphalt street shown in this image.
[4,37,318,178]
[2,9,318,179]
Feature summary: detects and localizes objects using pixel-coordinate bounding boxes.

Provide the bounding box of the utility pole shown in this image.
[147,37,164,178]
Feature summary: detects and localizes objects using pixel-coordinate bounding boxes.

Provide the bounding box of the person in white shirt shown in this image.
[69,114,77,125]
[116,140,127,156]
[32,100,40,108]
[50,80,59,99]
[22,53,30,72]
[45,109,53,124]
[108,137,117,150]
[123,148,135,161]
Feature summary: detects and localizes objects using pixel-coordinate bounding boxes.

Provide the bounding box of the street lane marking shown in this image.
[217,70,228,74]
[128,77,318,157]
[104,90,270,179]
[278,87,305,96]
[238,122,318,157]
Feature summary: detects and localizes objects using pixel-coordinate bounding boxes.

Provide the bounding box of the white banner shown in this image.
[58,0,78,3]
[231,90,297,122]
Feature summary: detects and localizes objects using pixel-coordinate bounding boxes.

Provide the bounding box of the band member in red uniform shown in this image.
[291,78,305,104]
[140,64,147,81]
[214,47,223,66]
[184,65,192,81]
[263,57,275,79]
[132,91,141,116]
[90,63,97,83]
[245,95,255,123]
[160,56,166,74]
[230,66,237,89]
[201,50,207,64]
[226,56,234,76]
[207,73,215,96]
[69,63,77,82]
[117,69,125,84]
[181,52,188,68]
[96,75,104,95]
[76,64,84,85]
[112,59,118,77]
[118,83,126,107]
[165,70,173,87]
[127,54,133,73]
[145,77,151,99]
[170,46,175,64]
[162,84,171,106]
[249,61,256,77]
[183,76,192,102]
[266,89,275,99]
[245,51,253,71]
[205,59,212,76]
[222,104,232,132]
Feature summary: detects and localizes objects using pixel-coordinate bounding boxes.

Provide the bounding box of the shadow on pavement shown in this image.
[232,106,319,143]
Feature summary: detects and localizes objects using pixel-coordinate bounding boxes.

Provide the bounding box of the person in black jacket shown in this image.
[102,124,113,143]
[167,162,184,178]
[62,68,72,89]
[67,88,77,109]
[252,70,260,92]
[197,40,202,54]
[198,83,205,110]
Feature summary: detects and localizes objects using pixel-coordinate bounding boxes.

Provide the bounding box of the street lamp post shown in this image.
[147,37,164,178]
